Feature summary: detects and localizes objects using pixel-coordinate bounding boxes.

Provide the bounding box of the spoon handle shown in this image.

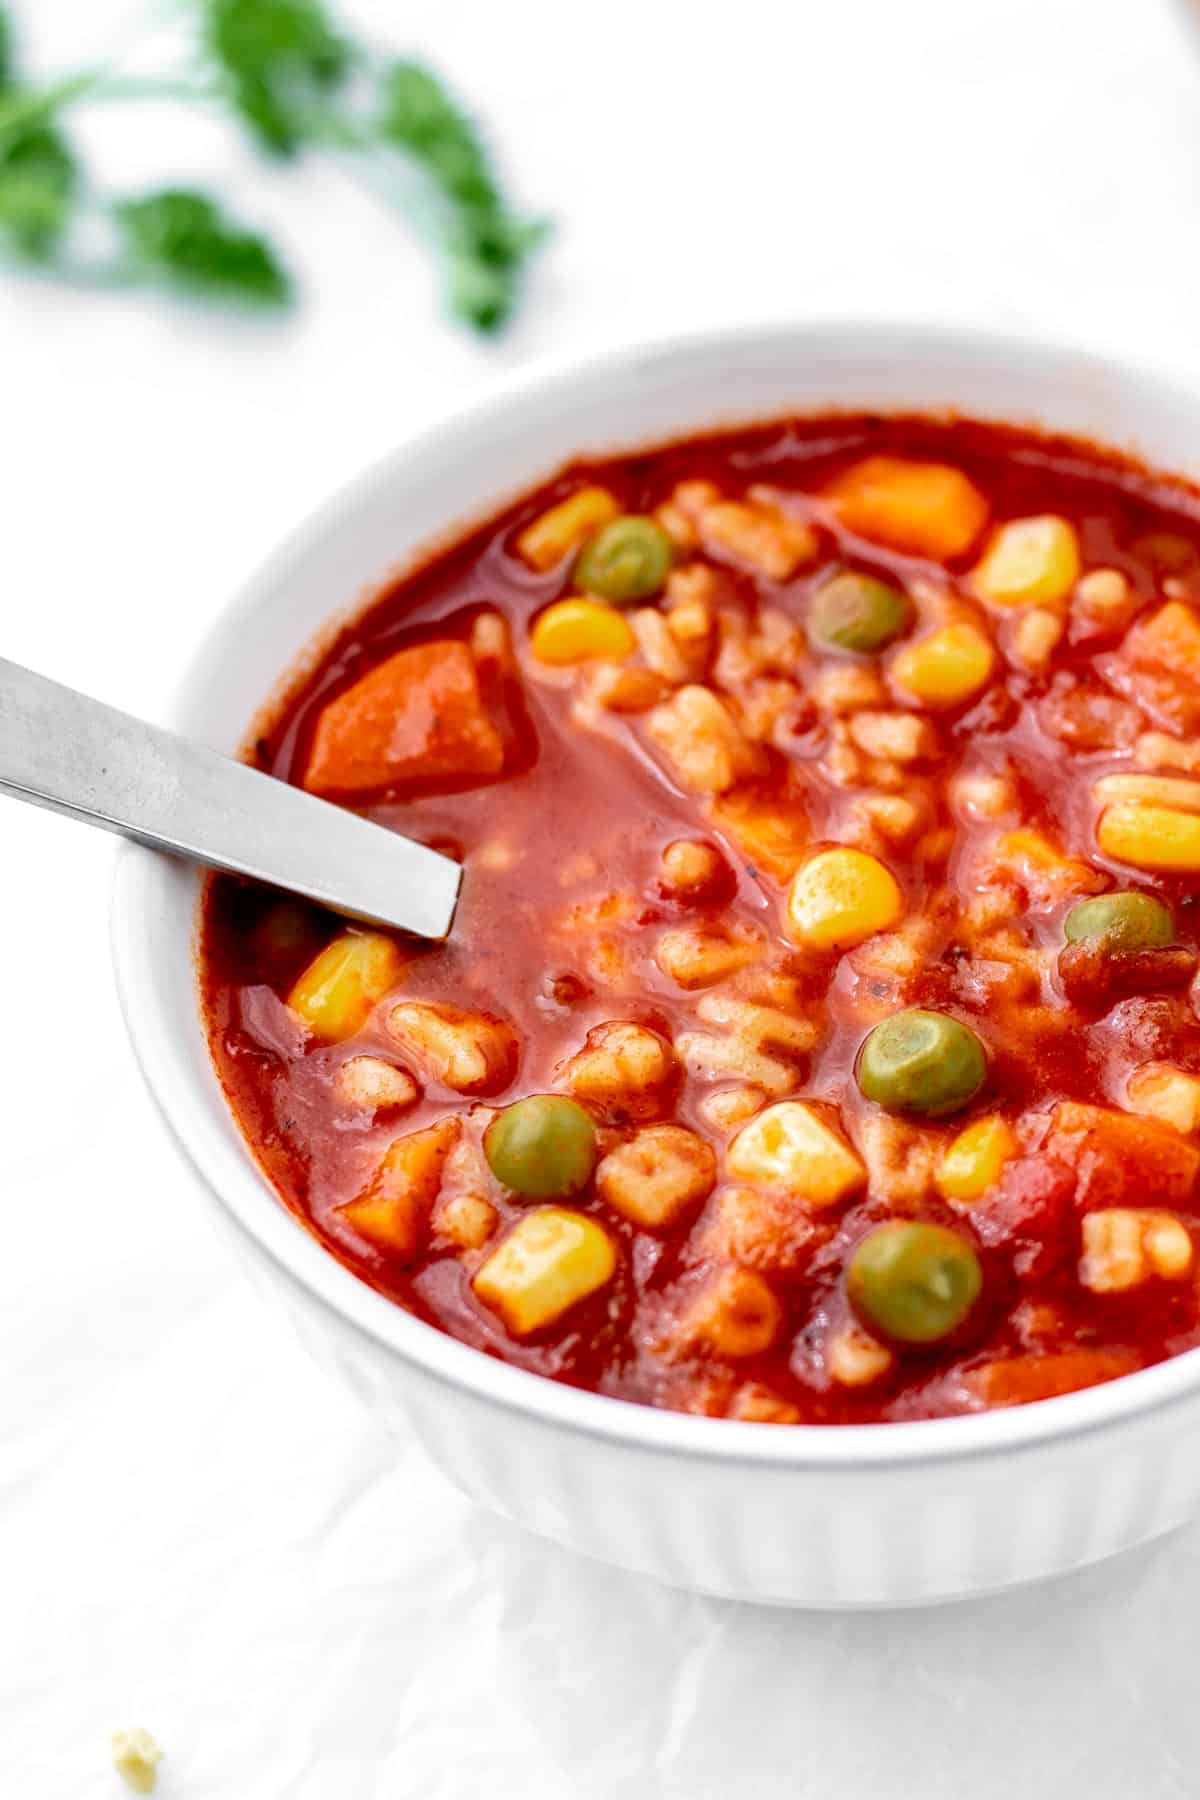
[0,656,462,939]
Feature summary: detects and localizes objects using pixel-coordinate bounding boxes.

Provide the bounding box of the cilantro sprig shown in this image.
[0,0,546,330]
[203,0,350,157]
[0,106,77,258]
[115,190,291,304]
[379,62,549,333]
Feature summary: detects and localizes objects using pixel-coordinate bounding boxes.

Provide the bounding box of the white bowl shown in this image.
[112,321,1200,1609]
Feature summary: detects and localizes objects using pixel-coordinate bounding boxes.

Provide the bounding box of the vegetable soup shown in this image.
[202,414,1200,1423]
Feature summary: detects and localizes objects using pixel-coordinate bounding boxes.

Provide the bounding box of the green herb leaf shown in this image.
[380,62,501,212]
[377,60,546,332]
[0,113,77,257]
[114,188,291,304]
[0,6,546,333]
[201,0,349,156]
[0,7,14,92]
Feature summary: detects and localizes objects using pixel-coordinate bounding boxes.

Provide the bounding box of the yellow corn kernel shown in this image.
[890,621,995,708]
[1096,802,1200,872]
[1093,773,1200,814]
[530,598,636,666]
[937,1115,1017,1204]
[286,932,404,1042]
[728,1100,867,1209]
[786,846,903,951]
[972,515,1081,609]
[473,1207,616,1336]
[1125,1063,1200,1136]
[516,486,620,570]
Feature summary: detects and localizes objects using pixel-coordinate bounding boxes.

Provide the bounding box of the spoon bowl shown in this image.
[0,655,462,939]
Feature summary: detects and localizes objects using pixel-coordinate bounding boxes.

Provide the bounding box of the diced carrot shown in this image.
[337,1117,460,1261]
[303,640,504,797]
[707,787,809,883]
[1045,1100,1200,1210]
[824,456,989,559]
[1109,602,1200,734]
[966,1349,1140,1408]
[1125,600,1200,685]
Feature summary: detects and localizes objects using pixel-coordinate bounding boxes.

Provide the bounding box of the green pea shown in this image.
[857,1008,987,1118]
[807,571,911,654]
[574,516,674,603]
[848,1220,983,1345]
[484,1094,597,1198]
[1063,891,1174,953]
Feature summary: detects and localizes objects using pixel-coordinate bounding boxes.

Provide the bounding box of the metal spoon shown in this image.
[0,656,462,939]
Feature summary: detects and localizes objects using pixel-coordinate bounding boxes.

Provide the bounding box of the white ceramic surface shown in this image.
[112,321,1200,1608]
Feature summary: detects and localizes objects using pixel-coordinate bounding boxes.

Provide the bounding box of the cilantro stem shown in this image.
[0,73,97,139]
[0,73,218,141]
[88,75,221,104]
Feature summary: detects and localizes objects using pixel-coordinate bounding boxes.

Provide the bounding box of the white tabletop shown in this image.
[6,2,1200,1793]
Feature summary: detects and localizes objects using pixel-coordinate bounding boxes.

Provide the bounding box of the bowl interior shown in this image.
[112,319,1200,1465]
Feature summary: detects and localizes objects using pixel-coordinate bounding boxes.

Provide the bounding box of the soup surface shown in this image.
[202,414,1200,1424]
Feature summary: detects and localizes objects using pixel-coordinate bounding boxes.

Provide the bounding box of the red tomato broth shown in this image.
[201,413,1200,1424]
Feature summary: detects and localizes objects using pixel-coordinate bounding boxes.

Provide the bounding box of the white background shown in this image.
[5,1,1200,1794]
